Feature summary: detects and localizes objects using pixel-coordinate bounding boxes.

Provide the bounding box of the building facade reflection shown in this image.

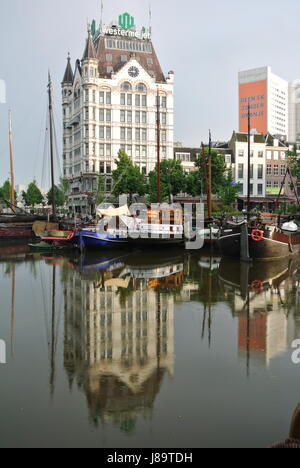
[219,257,300,368]
[63,253,183,429]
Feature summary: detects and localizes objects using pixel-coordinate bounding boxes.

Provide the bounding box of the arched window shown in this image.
[121,82,132,92]
[136,83,147,93]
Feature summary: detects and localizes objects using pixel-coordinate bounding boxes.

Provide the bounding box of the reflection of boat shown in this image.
[29,242,66,252]
[198,256,222,271]
[0,242,30,258]
[218,256,300,292]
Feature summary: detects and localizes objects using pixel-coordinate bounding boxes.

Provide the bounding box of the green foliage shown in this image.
[22,180,43,208]
[275,202,299,215]
[195,148,227,194]
[185,170,203,197]
[217,170,241,206]
[47,185,65,207]
[148,159,186,203]
[0,180,16,202]
[287,145,300,181]
[94,176,106,205]
[58,177,70,205]
[112,150,147,202]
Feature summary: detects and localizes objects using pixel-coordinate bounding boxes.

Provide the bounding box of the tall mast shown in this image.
[8,110,15,209]
[47,72,56,221]
[207,130,212,219]
[156,88,161,204]
[247,102,251,219]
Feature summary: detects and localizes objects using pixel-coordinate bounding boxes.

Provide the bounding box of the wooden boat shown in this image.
[0,223,34,240]
[218,214,300,260]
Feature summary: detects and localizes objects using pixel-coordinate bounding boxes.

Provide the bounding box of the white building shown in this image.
[62,12,174,213]
[239,66,289,138]
[288,81,300,143]
[229,132,266,198]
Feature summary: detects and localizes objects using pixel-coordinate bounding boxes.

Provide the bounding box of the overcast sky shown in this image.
[1,0,300,188]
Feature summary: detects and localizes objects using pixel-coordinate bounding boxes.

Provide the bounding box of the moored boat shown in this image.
[0,223,35,240]
[77,228,129,248]
[218,214,300,260]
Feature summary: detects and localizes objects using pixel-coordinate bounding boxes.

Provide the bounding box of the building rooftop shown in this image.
[92,34,166,82]
[233,132,265,144]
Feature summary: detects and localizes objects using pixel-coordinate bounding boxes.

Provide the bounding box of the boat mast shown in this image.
[8,110,15,210]
[207,130,212,219]
[156,88,161,204]
[247,102,251,220]
[47,72,56,221]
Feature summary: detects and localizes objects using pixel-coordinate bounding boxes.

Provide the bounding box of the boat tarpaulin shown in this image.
[96,205,130,218]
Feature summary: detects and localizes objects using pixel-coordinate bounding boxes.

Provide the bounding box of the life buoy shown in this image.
[251,229,264,242]
[251,280,263,292]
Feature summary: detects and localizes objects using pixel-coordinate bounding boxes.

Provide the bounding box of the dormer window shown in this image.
[136,83,147,93]
[121,82,132,92]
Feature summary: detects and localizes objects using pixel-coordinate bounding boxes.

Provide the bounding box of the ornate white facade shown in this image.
[62,17,174,214]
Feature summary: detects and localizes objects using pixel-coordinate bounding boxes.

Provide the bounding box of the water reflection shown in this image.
[219,257,300,371]
[1,244,300,446]
[62,250,183,430]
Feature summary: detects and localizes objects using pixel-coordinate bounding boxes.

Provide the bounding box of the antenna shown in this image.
[149,4,152,35]
[100,0,104,32]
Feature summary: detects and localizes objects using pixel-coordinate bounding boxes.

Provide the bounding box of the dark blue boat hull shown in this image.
[79,232,128,248]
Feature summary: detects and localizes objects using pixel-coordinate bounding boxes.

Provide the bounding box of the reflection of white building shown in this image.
[63,263,175,427]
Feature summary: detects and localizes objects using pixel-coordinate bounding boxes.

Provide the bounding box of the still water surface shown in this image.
[0,243,300,448]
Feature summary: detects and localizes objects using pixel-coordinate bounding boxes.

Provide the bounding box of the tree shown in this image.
[22,180,43,208]
[185,170,204,198]
[94,176,106,205]
[148,159,186,203]
[58,177,70,206]
[47,185,65,207]
[112,150,147,203]
[185,148,227,198]
[217,170,241,209]
[0,180,16,203]
[286,145,300,188]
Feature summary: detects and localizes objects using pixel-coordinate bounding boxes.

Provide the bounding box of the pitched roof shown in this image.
[94,35,166,82]
[62,55,74,84]
[82,32,97,60]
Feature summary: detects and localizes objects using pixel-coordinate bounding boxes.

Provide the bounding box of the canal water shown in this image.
[0,243,300,448]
